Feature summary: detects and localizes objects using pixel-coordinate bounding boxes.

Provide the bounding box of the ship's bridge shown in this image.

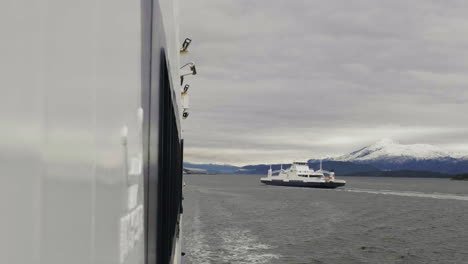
[292,162,311,173]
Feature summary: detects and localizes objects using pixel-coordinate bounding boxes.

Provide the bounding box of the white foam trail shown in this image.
[185,201,211,264]
[343,188,468,201]
[219,228,280,264]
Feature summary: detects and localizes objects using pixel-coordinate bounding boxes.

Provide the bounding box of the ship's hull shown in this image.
[261,179,345,189]
[1,0,184,263]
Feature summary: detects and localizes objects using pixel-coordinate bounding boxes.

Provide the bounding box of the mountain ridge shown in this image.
[185,139,468,175]
[334,138,456,162]
[325,139,468,174]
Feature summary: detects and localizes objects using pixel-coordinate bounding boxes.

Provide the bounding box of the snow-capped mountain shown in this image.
[336,138,455,162]
[327,139,468,174]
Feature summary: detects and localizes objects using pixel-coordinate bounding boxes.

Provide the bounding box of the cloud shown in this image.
[180,0,468,165]
[406,70,468,86]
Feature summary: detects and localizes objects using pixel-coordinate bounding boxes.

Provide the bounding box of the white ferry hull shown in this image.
[261,179,345,189]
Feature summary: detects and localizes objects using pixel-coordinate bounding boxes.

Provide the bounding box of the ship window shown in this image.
[146,51,184,264]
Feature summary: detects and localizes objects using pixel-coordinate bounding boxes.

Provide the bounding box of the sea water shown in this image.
[182,175,468,264]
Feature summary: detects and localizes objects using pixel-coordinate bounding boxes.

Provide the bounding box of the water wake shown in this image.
[219,228,280,264]
[185,201,211,264]
[343,188,468,201]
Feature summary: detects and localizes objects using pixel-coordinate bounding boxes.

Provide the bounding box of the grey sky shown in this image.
[180,0,468,165]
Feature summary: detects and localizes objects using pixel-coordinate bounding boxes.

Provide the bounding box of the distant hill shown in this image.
[308,161,379,176]
[184,139,468,176]
[183,160,460,178]
[236,161,378,176]
[451,174,468,180]
[329,139,468,174]
[183,162,239,174]
[345,170,451,178]
[237,164,292,174]
[337,138,455,161]
[183,167,208,174]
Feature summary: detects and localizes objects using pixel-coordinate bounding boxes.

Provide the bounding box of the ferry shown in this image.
[261,161,346,188]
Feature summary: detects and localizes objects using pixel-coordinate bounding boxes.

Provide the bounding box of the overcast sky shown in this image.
[179,0,468,165]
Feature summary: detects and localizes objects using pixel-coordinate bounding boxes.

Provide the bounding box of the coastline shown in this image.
[451,174,468,181]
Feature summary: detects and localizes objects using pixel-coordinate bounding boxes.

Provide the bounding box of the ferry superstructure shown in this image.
[261,162,346,188]
[1,0,189,263]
